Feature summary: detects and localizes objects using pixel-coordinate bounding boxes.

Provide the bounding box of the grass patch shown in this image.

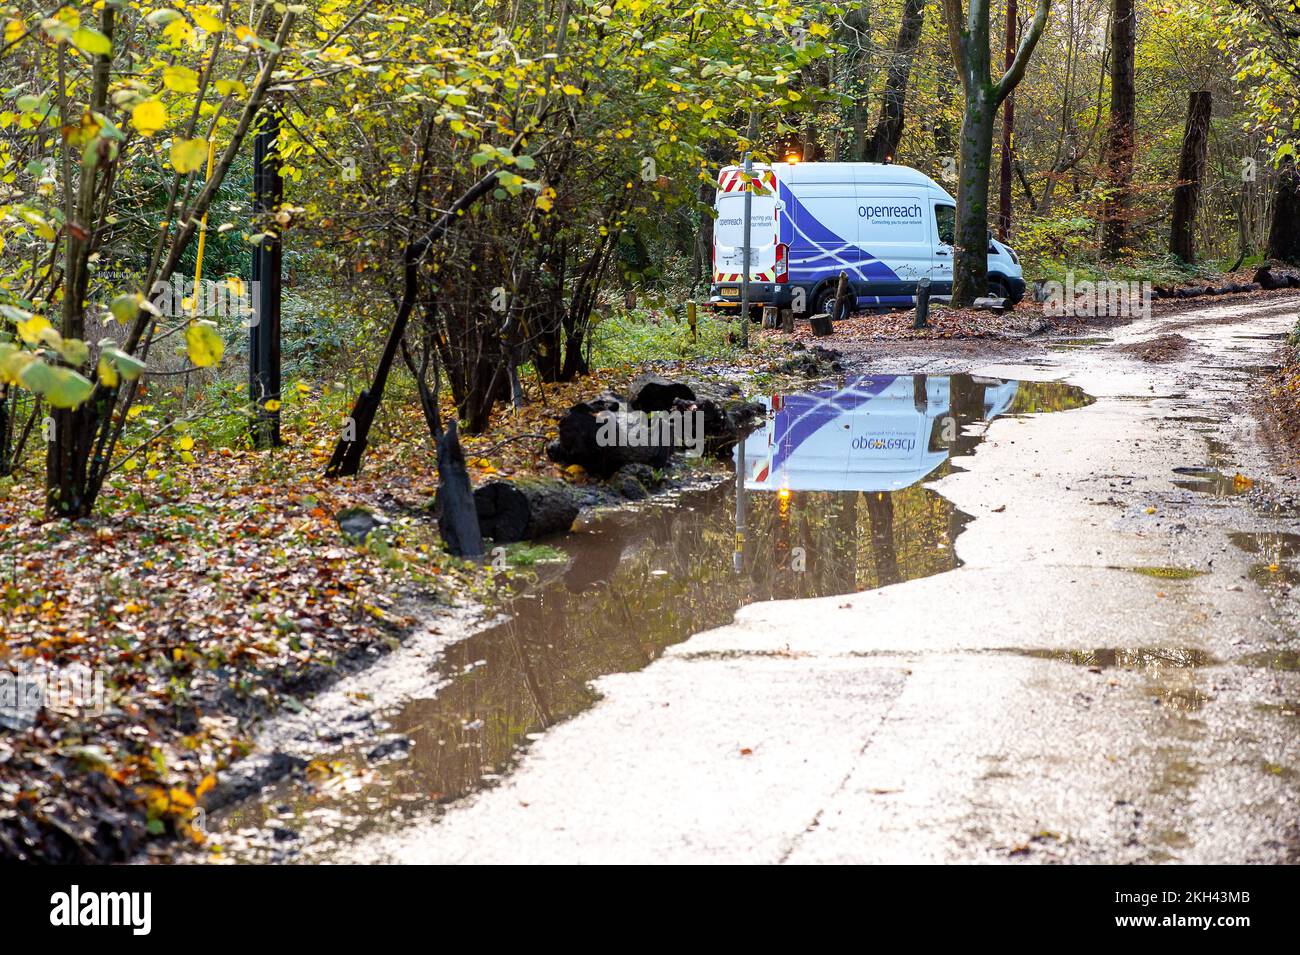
[1123,565,1206,580]
[587,306,747,367]
[502,542,567,566]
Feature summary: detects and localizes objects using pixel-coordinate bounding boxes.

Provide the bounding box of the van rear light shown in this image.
[774,243,788,283]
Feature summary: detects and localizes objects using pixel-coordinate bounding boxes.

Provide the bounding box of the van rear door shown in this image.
[714,167,777,284]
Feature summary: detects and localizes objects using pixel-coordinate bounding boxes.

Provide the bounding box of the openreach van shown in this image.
[710,161,1025,315]
[739,374,1022,494]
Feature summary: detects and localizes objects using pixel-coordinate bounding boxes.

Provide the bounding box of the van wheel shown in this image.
[988,277,1012,310]
[813,285,848,321]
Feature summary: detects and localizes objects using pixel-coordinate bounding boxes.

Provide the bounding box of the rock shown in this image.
[690,396,766,459]
[608,463,657,500]
[205,752,307,811]
[546,401,673,477]
[366,736,414,763]
[474,478,580,542]
[778,344,842,377]
[335,506,388,542]
[628,374,695,412]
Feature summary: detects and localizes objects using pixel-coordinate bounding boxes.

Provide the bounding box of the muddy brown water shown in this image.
[203,374,1093,860]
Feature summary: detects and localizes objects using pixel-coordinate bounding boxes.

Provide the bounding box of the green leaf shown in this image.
[109,293,141,324]
[145,10,183,29]
[57,336,90,366]
[97,341,146,385]
[18,359,95,408]
[70,27,112,56]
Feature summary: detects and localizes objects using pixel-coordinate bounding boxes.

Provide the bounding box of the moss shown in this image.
[1123,565,1206,579]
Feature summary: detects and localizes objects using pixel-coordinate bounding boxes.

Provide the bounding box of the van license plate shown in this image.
[720,287,739,297]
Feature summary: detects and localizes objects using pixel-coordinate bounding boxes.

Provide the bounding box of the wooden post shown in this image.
[833,270,850,321]
[780,307,795,334]
[914,276,932,329]
[810,313,834,336]
[1169,90,1212,264]
[761,305,779,328]
[687,299,698,340]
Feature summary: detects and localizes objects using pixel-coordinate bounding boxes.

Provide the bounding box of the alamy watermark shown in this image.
[595,408,705,458]
[1041,273,1152,320]
[1,665,106,723]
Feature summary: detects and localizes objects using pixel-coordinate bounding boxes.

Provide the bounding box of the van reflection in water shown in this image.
[741,374,1020,495]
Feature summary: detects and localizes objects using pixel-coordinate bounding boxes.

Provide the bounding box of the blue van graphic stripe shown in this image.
[769,376,900,478]
[778,182,900,284]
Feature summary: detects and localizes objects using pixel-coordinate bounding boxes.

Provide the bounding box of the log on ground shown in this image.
[474,478,580,543]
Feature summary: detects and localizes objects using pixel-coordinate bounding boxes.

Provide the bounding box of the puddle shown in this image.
[1046,337,1114,351]
[1229,532,1300,589]
[1010,647,1215,668]
[1229,531,1300,558]
[201,374,1092,860]
[1011,646,1214,712]
[1235,649,1300,671]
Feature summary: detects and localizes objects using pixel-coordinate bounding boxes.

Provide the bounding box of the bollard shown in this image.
[833,270,850,322]
[687,300,697,340]
[914,276,931,330]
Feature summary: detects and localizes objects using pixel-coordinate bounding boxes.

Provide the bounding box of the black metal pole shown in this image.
[250,109,283,448]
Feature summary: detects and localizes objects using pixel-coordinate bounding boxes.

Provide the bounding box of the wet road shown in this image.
[210,296,1300,863]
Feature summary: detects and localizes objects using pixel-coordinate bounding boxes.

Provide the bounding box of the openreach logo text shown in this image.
[49,885,151,935]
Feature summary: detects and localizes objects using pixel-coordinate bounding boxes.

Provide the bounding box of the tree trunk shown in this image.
[996,0,1016,239]
[435,419,485,558]
[1101,0,1136,258]
[942,0,1052,306]
[1266,155,1300,266]
[838,3,872,162]
[952,86,997,306]
[868,0,925,163]
[1169,90,1212,264]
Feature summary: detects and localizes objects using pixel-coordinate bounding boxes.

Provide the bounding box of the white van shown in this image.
[739,374,1022,494]
[711,161,1025,314]
[741,375,953,493]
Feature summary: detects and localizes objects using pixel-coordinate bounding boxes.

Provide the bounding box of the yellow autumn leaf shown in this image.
[16,314,51,344]
[131,99,167,136]
[193,12,225,33]
[263,399,282,411]
[170,137,208,174]
[96,354,118,386]
[185,321,223,367]
[162,65,199,94]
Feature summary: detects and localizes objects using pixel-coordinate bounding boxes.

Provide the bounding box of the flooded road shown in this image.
[205,374,1090,860]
